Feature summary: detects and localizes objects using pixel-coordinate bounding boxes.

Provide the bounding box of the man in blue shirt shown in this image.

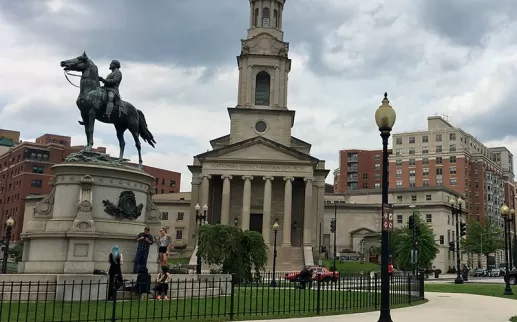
[134,226,153,274]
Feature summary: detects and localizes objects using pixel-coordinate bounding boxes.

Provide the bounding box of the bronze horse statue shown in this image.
[60,52,156,167]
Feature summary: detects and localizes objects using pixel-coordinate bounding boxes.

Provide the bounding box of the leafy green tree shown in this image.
[462,218,504,268]
[197,224,268,283]
[394,210,439,271]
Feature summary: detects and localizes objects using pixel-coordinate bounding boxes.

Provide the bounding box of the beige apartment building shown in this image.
[390,116,515,227]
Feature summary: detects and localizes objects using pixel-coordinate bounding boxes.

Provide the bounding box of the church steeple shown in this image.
[236,0,291,110]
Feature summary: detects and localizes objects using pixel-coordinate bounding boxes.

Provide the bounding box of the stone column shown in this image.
[220,175,232,225]
[303,177,313,245]
[241,176,253,230]
[262,176,274,244]
[282,177,294,247]
[200,175,211,208]
[274,67,280,107]
[246,66,252,106]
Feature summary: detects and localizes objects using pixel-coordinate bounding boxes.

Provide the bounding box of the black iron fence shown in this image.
[0,273,424,322]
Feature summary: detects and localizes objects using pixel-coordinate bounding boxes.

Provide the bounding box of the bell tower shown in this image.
[230,0,293,146]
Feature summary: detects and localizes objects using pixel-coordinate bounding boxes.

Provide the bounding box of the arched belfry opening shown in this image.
[254,8,259,27]
[255,71,271,106]
[262,7,270,27]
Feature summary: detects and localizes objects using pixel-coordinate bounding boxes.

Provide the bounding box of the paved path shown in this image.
[259,292,517,322]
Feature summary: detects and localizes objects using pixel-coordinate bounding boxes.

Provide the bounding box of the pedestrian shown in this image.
[107,245,123,300]
[134,226,153,274]
[157,228,173,266]
[388,262,394,281]
[155,265,171,300]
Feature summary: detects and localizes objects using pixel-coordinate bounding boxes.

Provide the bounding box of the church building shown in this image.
[187,0,330,270]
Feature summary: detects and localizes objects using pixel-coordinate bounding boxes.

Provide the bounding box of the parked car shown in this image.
[504,270,517,285]
[284,266,339,282]
[473,268,486,277]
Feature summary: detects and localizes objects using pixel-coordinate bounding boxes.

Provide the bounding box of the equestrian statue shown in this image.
[60,52,156,167]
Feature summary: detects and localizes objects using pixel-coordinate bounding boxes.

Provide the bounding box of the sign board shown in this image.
[382,203,394,232]
[339,255,360,262]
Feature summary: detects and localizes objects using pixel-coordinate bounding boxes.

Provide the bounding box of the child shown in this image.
[155,266,171,300]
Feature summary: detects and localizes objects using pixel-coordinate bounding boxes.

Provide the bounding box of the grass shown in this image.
[167,257,190,266]
[321,260,380,274]
[0,288,423,322]
[425,283,517,300]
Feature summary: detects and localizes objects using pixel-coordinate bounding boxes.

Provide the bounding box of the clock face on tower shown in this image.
[255,120,267,133]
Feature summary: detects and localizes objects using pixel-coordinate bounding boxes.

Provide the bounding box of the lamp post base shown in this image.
[377,309,393,322]
[504,283,513,295]
[270,279,277,288]
[454,277,464,284]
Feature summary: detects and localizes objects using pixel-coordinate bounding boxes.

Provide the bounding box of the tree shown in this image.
[462,218,504,268]
[394,210,439,271]
[197,224,268,283]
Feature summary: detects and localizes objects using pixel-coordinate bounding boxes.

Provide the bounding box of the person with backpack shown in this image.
[107,245,123,300]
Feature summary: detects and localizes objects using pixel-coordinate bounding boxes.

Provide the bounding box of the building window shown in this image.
[450,178,457,186]
[32,166,44,174]
[411,195,417,202]
[362,182,369,188]
[422,136,428,143]
[161,212,169,220]
[396,181,402,187]
[422,158,429,165]
[450,144,456,152]
[254,8,259,26]
[422,147,428,154]
[255,71,271,106]
[374,163,380,170]
[409,170,416,177]
[409,159,416,166]
[162,178,165,185]
[374,182,380,188]
[395,149,401,156]
[396,160,402,166]
[450,156,456,163]
[423,179,429,187]
[409,136,415,144]
[409,182,416,187]
[397,215,403,224]
[450,167,456,175]
[408,148,415,155]
[426,194,432,201]
[177,212,184,221]
[374,154,380,160]
[31,180,42,188]
[396,137,402,145]
[170,180,176,187]
[363,173,368,179]
[375,173,380,180]
[262,7,270,27]
[397,196,403,202]
[436,145,442,153]
[436,134,442,142]
[449,133,456,140]
[396,170,402,178]
[437,178,443,186]
[273,9,278,28]
[423,168,429,176]
[426,214,432,223]
[175,230,183,240]
[436,157,443,164]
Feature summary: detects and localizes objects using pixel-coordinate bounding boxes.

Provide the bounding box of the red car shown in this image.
[284,266,339,282]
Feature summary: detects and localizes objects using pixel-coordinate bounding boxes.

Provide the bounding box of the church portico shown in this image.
[188,0,329,271]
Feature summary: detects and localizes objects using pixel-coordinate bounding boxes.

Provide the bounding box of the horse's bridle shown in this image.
[63,70,81,88]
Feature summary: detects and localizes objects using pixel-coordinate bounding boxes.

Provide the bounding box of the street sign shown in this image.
[382,203,394,232]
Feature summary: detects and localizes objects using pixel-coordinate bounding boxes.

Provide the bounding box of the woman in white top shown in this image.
[157,228,173,266]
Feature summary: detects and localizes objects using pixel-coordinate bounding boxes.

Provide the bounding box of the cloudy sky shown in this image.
[1,0,517,191]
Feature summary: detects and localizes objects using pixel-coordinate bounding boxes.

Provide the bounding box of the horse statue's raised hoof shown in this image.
[78,120,85,125]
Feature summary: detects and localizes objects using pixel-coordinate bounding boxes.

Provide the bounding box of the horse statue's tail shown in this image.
[137,109,156,148]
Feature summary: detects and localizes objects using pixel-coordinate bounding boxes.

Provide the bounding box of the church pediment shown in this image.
[196,136,319,164]
[241,32,289,57]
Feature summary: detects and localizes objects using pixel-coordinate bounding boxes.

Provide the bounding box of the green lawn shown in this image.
[322,260,380,274]
[168,257,190,265]
[425,283,517,300]
[0,288,423,322]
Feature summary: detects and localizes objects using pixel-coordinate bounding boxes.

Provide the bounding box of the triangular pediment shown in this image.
[196,136,319,164]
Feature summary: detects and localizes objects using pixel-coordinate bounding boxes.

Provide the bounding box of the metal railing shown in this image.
[0,272,424,322]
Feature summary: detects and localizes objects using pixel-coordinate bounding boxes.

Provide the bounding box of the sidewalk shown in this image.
[259,292,517,322]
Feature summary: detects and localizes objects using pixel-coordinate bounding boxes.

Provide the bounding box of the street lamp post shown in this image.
[509,209,515,270]
[195,203,208,275]
[375,92,396,322]
[449,197,464,284]
[1,217,14,274]
[234,217,239,227]
[270,219,280,287]
[501,204,513,295]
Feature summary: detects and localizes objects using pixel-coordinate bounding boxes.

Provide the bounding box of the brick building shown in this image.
[0,130,182,241]
[334,149,391,194]
[389,116,514,225]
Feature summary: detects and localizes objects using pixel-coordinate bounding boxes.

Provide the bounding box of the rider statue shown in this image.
[99,60,123,120]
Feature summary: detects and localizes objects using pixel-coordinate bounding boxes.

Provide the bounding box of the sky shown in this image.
[2,0,517,192]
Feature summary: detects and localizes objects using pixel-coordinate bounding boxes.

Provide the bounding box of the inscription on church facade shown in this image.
[205,163,309,172]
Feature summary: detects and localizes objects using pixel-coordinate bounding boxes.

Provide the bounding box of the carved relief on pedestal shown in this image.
[33,187,56,218]
[146,185,161,221]
[241,33,289,57]
[70,175,95,232]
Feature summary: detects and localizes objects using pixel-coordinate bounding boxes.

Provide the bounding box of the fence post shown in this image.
[374,273,378,308]
[407,275,411,305]
[111,275,118,322]
[229,274,235,321]
[419,273,424,300]
[316,277,321,315]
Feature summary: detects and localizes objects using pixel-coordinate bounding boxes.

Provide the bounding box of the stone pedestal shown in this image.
[20,160,162,275]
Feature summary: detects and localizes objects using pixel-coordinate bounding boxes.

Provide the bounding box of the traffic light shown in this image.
[448,241,455,252]
[414,225,420,236]
[408,216,414,229]
[330,218,336,233]
[460,222,467,237]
